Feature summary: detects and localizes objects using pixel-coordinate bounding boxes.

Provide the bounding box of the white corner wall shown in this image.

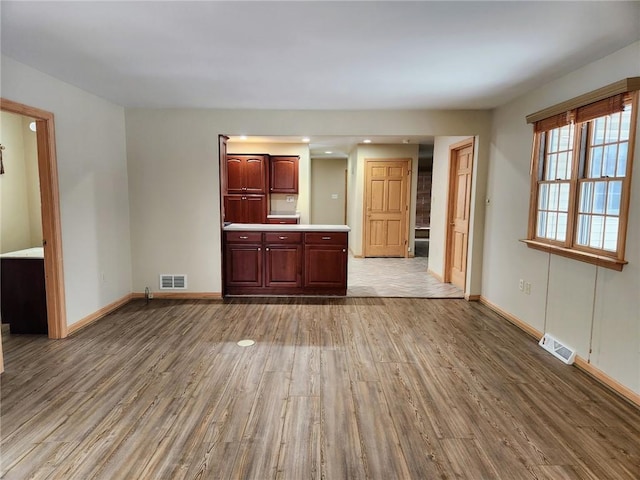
[1,55,132,326]
[483,41,640,394]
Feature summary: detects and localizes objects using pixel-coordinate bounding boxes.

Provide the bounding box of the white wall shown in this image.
[22,117,43,247]
[0,111,37,253]
[483,41,640,394]
[125,108,492,294]
[310,157,347,225]
[1,55,132,326]
[227,142,310,221]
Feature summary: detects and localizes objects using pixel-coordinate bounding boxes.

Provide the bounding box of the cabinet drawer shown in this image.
[304,232,348,245]
[225,231,262,243]
[264,232,302,244]
[267,218,298,224]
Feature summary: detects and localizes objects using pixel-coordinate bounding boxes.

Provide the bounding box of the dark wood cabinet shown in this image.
[226,155,268,194]
[270,156,299,194]
[223,154,268,223]
[264,233,302,288]
[224,232,263,288]
[223,195,266,224]
[1,257,48,334]
[303,232,348,293]
[223,229,347,296]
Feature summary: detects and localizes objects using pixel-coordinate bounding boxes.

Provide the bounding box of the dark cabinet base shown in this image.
[1,257,48,334]
[223,230,348,296]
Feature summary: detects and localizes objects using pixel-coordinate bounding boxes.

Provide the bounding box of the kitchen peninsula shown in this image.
[223,223,349,296]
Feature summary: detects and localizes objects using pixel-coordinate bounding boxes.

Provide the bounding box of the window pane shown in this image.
[547,212,557,240]
[549,184,559,210]
[538,184,548,209]
[603,145,617,177]
[556,213,568,241]
[617,142,628,177]
[577,214,590,245]
[559,125,572,151]
[603,217,619,252]
[593,181,606,214]
[579,182,593,213]
[557,151,570,180]
[590,148,603,178]
[593,117,606,144]
[606,181,622,215]
[559,183,570,212]
[549,128,558,152]
[546,154,557,180]
[620,109,631,141]
[607,113,620,143]
[537,212,547,237]
[589,215,604,249]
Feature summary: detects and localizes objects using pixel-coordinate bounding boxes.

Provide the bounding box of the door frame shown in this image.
[1,98,67,339]
[444,137,475,289]
[362,158,411,258]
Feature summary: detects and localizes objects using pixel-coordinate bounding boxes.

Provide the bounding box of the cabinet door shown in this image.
[224,195,265,223]
[226,156,245,194]
[223,195,245,223]
[270,156,299,193]
[265,244,302,287]
[244,195,266,223]
[304,245,347,289]
[225,243,263,287]
[244,156,267,193]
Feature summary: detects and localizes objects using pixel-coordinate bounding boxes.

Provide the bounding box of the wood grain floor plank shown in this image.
[276,396,321,480]
[319,349,367,479]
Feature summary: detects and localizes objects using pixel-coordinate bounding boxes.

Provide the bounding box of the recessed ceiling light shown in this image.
[363,139,372,143]
[325,151,333,154]
[239,135,247,140]
[302,137,310,143]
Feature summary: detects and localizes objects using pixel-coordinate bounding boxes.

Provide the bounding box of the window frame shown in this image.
[523,79,639,271]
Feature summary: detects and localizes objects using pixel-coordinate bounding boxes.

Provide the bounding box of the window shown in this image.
[525,79,639,271]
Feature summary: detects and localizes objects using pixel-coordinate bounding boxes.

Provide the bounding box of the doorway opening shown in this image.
[0,98,67,346]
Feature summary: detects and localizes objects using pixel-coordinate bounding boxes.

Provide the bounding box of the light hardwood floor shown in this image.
[1,298,639,479]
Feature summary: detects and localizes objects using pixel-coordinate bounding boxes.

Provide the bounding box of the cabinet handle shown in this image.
[343,249,346,252]
[322,236,331,240]
[266,247,270,251]
[257,247,261,251]
[240,236,249,239]
[278,236,288,239]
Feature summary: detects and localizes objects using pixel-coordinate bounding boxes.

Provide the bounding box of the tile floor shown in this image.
[347,246,463,298]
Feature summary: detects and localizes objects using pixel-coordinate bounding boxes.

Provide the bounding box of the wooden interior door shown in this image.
[364,159,410,257]
[446,139,474,290]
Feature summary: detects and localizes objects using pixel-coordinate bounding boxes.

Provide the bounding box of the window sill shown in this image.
[520,240,627,271]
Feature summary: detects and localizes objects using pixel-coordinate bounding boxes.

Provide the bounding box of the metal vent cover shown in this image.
[159,274,187,290]
[539,333,576,365]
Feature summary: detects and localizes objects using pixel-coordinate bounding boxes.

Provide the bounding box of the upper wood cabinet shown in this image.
[226,155,268,194]
[269,156,299,194]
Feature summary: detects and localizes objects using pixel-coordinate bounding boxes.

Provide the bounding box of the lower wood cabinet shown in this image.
[223,230,347,295]
[304,232,348,292]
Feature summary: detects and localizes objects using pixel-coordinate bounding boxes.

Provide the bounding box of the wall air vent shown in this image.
[159,274,187,290]
[539,333,576,365]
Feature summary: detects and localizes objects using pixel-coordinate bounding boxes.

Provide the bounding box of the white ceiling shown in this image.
[2,1,639,111]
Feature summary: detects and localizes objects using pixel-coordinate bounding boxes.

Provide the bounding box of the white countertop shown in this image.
[267,212,300,219]
[224,223,350,232]
[0,247,44,258]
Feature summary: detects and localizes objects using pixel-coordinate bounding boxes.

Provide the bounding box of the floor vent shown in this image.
[159,274,187,290]
[539,334,576,365]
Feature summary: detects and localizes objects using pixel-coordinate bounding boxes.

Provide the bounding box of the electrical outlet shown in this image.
[519,279,524,291]
[148,292,154,299]
[525,282,531,295]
